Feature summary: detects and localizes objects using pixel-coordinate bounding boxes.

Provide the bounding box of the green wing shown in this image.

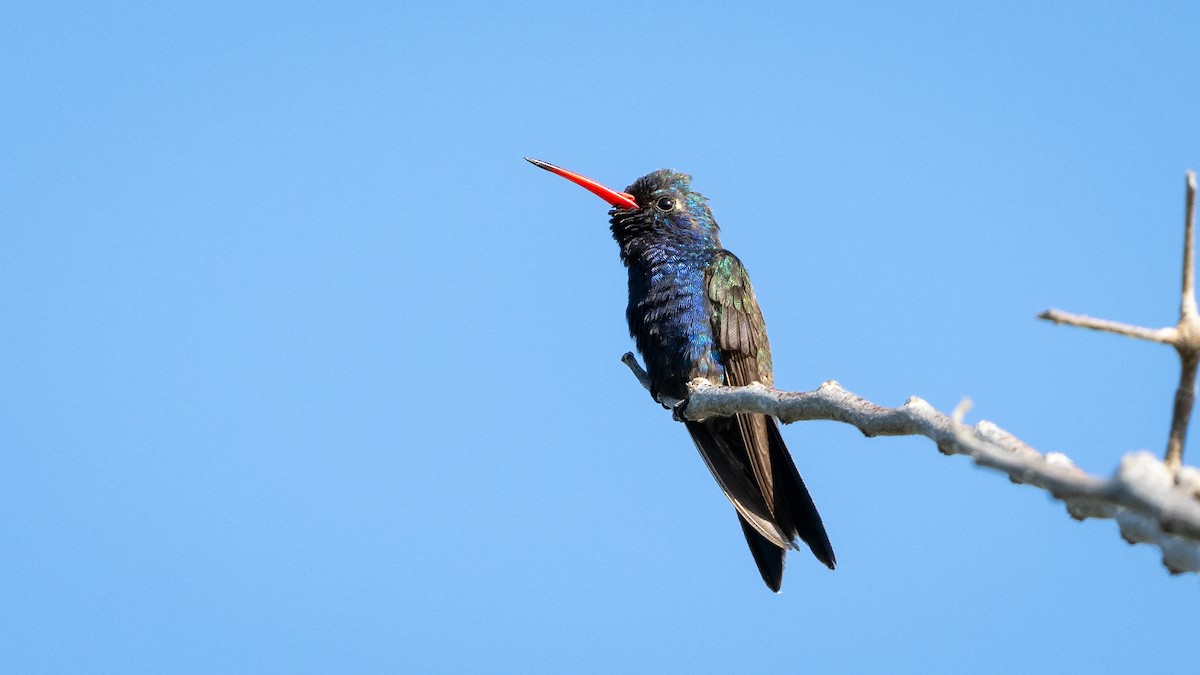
[695,250,836,578]
[707,250,773,387]
[705,251,777,517]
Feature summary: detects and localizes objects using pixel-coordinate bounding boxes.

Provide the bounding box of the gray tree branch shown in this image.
[621,354,1200,575]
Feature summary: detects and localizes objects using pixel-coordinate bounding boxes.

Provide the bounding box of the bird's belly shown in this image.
[633,313,724,400]
[627,260,724,399]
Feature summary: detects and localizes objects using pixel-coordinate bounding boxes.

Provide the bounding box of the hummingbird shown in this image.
[526,157,835,592]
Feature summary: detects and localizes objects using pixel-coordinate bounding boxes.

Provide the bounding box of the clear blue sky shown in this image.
[3,2,1198,672]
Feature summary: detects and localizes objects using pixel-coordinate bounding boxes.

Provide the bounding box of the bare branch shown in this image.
[1167,352,1199,474]
[1168,171,1200,472]
[620,353,1200,574]
[1036,309,1178,345]
[1180,170,1197,321]
[620,352,657,398]
[1041,171,1200,473]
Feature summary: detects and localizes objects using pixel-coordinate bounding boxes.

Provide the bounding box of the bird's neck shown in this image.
[619,236,717,272]
[611,208,722,269]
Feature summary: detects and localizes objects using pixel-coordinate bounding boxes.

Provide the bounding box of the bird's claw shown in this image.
[672,398,690,422]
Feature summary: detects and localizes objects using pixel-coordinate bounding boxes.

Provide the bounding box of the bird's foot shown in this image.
[672,398,690,422]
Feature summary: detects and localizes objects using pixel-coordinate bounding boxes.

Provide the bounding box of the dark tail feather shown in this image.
[684,420,792,548]
[737,513,785,592]
[767,418,837,570]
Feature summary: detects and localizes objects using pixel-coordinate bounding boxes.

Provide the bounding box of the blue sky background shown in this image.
[3,2,1199,672]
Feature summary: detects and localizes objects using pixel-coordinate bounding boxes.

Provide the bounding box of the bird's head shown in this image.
[526,158,721,262]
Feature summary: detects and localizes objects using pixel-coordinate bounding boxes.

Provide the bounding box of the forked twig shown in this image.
[1040,171,1199,473]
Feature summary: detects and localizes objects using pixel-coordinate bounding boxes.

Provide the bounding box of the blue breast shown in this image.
[626,252,724,399]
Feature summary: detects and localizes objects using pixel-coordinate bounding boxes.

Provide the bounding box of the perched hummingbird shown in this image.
[527,157,835,592]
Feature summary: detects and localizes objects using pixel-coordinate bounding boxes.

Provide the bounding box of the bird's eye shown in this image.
[655,196,675,212]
